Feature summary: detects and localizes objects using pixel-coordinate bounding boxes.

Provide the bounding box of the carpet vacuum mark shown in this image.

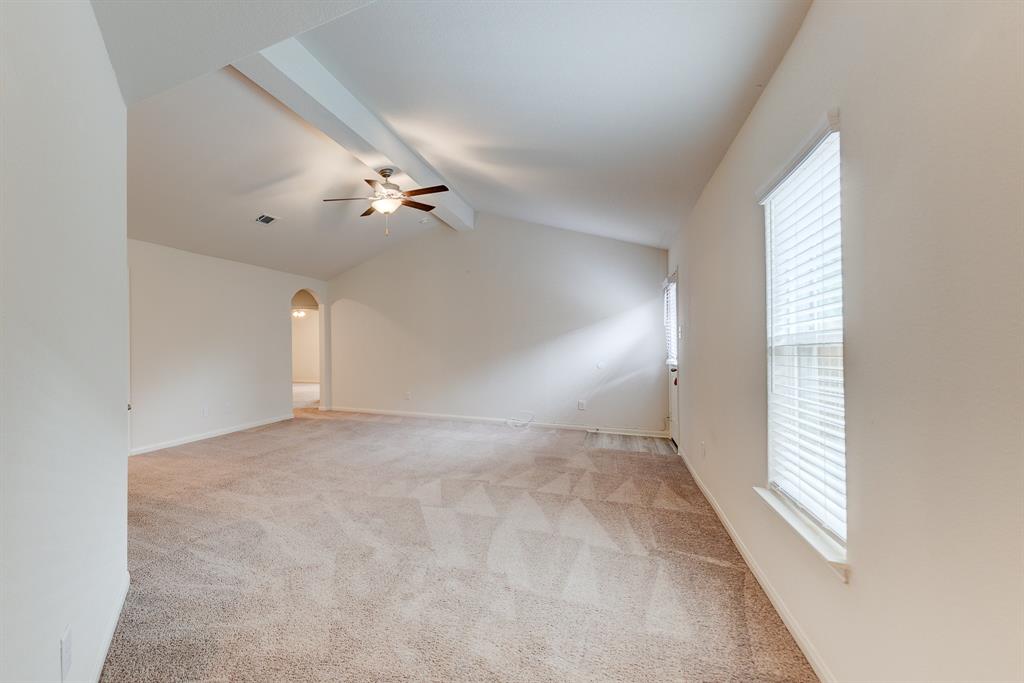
[102,409,815,682]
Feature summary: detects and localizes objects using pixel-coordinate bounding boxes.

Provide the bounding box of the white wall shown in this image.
[669,2,1023,681]
[291,310,320,382]
[129,240,327,453]
[0,3,130,681]
[329,213,668,433]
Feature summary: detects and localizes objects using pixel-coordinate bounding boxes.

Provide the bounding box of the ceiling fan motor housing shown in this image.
[321,168,447,223]
[377,167,399,191]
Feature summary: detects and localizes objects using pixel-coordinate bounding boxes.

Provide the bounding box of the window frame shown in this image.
[755,114,849,579]
[663,272,678,367]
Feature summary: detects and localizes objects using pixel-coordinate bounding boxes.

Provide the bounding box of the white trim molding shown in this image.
[677,449,837,683]
[130,414,294,455]
[330,406,669,438]
[756,108,840,203]
[754,486,849,582]
[87,570,130,683]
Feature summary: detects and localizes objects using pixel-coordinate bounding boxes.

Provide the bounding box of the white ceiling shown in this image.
[299,1,810,248]
[128,1,810,278]
[92,0,371,104]
[129,67,436,280]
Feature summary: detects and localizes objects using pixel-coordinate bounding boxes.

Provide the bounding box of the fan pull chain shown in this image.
[384,213,390,237]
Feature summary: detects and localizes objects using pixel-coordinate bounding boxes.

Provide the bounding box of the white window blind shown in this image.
[763,130,847,543]
[664,275,678,366]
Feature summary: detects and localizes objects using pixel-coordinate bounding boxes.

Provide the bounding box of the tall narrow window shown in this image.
[664,274,678,366]
[762,130,846,543]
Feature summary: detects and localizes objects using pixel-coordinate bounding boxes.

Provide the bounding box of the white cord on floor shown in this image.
[505,411,535,429]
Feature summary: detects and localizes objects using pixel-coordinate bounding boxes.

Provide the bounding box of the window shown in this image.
[762,130,846,544]
[664,273,678,366]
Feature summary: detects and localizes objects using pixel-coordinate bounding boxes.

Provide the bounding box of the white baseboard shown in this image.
[88,569,130,683]
[330,405,669,438]
[676,447,835,683]
[130,414,294,455]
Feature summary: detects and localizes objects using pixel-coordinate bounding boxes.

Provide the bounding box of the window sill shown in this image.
[753,486,849,583]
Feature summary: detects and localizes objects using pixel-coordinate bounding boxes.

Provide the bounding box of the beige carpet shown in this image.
[102,409,816,682]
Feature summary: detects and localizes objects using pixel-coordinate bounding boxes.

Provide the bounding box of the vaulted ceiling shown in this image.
[299,1,810,248]
[125,0,810,279]
[92,0,372,104]
[129,68,436,280]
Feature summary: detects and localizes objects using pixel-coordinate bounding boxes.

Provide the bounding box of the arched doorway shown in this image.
[291,288,321,409]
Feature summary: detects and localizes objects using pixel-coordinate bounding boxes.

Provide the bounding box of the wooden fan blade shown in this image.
[323,197,367,202]
[364,178,382,190]
[360,207,376,217]
[403,184,449,197]
[401,199,434,212]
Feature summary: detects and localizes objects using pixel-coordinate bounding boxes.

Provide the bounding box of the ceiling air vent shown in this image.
[255,214,278,224]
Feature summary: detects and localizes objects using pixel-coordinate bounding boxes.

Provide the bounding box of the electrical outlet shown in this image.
[60,626,72,682]
[577,400,586,411]
[404,391,412,400]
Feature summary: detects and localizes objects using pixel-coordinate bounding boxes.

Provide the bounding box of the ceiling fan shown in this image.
[322,167,448,235]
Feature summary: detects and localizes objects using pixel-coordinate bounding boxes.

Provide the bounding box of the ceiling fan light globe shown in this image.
[371,197,402,215]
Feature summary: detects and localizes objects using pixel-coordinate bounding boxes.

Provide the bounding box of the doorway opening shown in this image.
[664,271,680,449]
[291,289,320,409]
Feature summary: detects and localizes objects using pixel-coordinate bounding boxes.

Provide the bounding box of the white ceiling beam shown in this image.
[92,0,372,105]
[234,39,475,232]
